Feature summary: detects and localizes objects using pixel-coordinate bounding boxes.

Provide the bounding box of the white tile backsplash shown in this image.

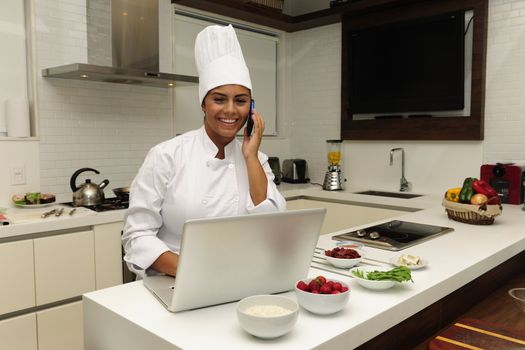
[288,24,341,184]
[484,0,525,164]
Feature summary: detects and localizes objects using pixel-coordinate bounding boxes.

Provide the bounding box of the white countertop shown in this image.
[82,187,525,350]
[0,202,125,239]
[277,183,442,210]
[0,184,436,239]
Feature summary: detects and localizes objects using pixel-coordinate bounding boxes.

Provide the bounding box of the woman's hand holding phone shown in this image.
[242,101,265,159]
[242,100,268,205]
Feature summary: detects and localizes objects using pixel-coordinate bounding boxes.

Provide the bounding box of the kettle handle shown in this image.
[70,168,100,192]
[98,179,110,190]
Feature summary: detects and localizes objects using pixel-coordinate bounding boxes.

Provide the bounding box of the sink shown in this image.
[354,190,423,199]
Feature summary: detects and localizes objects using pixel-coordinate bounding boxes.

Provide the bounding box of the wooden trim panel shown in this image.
[172,0,294,31]
[171,0,420,32]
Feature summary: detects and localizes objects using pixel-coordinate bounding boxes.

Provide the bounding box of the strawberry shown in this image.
[311,289,320,294]
[319,284,332,294]
[308,280,321,292]
[296,280,309,291]
[332,282,342,292]
[340,286,349,293]
[331,290,341,294]
[315,276,327,285]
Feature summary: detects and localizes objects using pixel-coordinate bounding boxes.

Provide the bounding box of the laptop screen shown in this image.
[144,208,326,312]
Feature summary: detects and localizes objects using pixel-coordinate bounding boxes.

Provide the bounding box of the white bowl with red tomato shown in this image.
[324,247,365,269]
[294,276,350,315]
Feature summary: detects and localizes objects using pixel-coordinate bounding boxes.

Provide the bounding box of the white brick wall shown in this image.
[288,24,342,184]
[34,0,87,69]
[484,0,525,163]
[35,0,173,201]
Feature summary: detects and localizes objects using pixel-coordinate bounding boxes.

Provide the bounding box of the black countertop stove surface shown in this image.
[62,197,129,212]
[332,220,454,251]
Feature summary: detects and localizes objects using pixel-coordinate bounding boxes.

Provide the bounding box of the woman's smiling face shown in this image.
[202,84,251,147]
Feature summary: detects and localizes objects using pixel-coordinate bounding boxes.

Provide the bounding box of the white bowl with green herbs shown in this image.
[350,266,412,290]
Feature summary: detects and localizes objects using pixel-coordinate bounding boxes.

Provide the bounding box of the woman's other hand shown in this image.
[242,108,265,159]
[151,251,179,277]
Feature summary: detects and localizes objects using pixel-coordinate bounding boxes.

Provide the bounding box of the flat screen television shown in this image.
[348,11,465,115]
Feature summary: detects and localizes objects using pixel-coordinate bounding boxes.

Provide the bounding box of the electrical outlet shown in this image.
[11,165,26,185]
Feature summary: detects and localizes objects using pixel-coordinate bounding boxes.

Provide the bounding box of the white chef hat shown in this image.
[194,24,252,105]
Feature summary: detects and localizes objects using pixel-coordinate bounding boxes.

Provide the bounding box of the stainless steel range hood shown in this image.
[42,63,198,88]
[42,0,198,88]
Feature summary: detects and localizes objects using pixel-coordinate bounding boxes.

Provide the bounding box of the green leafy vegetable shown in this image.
[352,266,413,283]
[352,269,366,279]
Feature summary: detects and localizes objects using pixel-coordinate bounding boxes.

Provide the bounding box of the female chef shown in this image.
[122,25,286,278]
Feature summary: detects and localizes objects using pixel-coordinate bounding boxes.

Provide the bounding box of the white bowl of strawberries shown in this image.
[295,276,350,315]
[324,247,365,269]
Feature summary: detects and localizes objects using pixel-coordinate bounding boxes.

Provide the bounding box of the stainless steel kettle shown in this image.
[70,168,109,206]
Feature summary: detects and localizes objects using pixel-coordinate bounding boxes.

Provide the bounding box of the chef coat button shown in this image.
[228,164,234,169]
[234,197,239,202]
[202,199,208,204]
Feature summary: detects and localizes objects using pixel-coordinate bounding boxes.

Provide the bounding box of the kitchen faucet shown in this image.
[389,148,411,192]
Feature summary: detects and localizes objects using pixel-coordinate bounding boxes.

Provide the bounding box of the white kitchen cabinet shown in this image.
[0,313,37,350]
[172,12,279,135]
[34,230,96,305]
[37,301,83,350]
[94,222,124,289]
[0,240,35,315]
[286,199,407,235]
[0,222,125,350]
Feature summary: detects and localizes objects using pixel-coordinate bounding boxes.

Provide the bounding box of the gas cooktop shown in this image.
[62,197,129,212]
[332,220,454,251]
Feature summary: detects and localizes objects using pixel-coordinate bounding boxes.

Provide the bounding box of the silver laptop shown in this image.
[143,208,326,312]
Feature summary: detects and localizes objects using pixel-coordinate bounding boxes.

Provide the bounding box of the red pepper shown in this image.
[472,180,500,203]
[488,196,500,205]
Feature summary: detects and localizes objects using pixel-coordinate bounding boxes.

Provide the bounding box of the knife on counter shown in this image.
[41,209,58,218]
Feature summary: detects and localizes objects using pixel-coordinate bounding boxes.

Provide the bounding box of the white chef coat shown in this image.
[122,126,286,277]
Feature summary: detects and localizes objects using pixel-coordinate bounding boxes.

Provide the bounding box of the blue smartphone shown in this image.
[246,99,254,136]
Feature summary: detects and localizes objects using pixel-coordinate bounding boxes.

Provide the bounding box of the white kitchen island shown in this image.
[83,197,525,350]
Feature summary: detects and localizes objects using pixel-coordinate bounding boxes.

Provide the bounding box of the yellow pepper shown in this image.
[445,187,462,202]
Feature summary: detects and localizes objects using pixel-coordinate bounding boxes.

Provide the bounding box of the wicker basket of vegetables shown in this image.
[442,178,502,225]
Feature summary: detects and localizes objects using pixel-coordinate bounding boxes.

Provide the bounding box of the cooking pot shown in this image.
[113,187,130,202]
[70,167,109,206]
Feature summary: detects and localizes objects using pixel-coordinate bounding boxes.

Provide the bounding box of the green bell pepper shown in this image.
[459,177,476,204]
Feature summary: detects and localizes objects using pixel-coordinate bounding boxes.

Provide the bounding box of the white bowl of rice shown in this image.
[237,295,299,339]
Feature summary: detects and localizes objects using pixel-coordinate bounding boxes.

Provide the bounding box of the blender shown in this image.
[323,140,345,191]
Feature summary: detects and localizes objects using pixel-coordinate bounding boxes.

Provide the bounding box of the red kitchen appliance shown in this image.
[480,163,525,204]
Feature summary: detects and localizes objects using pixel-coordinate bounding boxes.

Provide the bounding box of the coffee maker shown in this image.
[480,163,525,204]
[323,140,345,191]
